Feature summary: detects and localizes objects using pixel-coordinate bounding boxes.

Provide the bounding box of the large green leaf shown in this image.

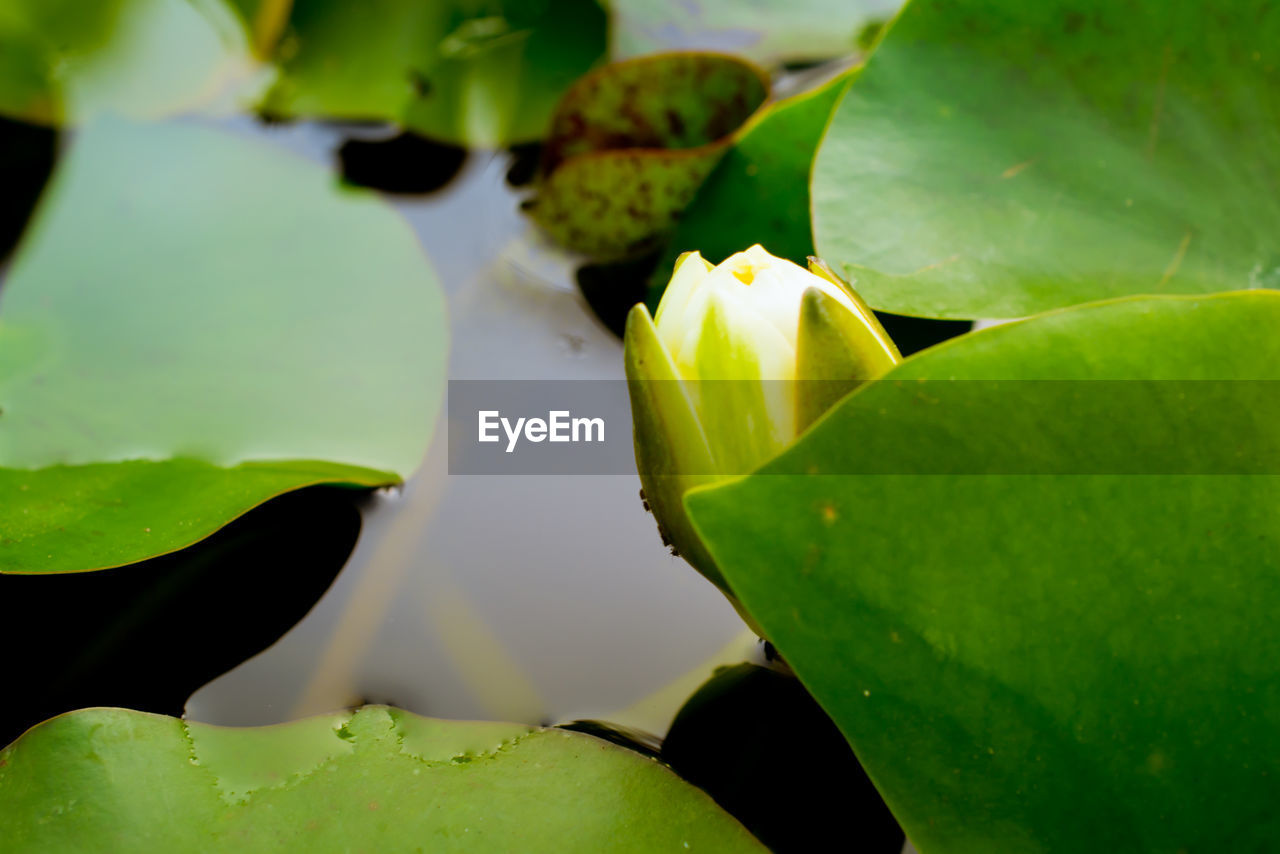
[0,117,445,574]
[812,0,1280,319]
[258,0,606,147]
[609,0,900,65]
[0,0,259,124]
[649,70,850,304]
[0,705,766,852]
[686,292,1280,851]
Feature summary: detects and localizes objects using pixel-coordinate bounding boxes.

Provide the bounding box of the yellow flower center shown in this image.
[729,258,761,285]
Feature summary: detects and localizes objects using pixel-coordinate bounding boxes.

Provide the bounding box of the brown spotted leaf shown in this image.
[528,53,768,259]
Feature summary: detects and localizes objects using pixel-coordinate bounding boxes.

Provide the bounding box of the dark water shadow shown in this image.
[338,133,468,195]
[662,662,905,853]
[874,312,973,357]
[0,117,58,268]
[0,486,366,748]
[558,719,663,759]
[576,252,660,340]
[505,142,542,189]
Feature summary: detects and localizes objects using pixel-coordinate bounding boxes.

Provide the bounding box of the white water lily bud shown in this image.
[624,245,900,603]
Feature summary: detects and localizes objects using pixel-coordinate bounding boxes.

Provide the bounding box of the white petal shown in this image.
[654,251,713,356]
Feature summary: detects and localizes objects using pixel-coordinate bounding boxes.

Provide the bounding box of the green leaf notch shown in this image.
[812,0,1280,319]
[0,705,767,852]
[0,117,446,573]
[687,292,1280,851]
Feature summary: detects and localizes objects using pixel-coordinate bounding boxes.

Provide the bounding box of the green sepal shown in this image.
[796,271,901,432]
[623,303,726,591]
[806,256,902,360]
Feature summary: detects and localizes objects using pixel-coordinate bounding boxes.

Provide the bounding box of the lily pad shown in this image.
[0,0,258,125]
[529,52,768,258]
[811,0,1280,319]
[687,292,1280,851]
[0,116,446,573]
[649,70,851,304]
[0,705,767,852]
[257,0,606,147]
[609,0,901,66]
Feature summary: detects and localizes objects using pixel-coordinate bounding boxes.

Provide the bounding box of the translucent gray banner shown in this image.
[447,380,1280,475]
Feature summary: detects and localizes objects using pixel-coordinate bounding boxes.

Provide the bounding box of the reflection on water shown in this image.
[187,133,745,729]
